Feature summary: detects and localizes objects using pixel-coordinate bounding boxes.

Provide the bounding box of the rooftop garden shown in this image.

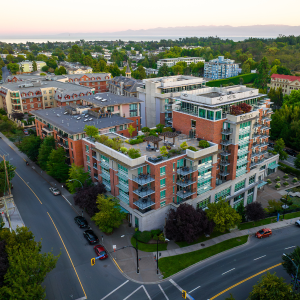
[229,103,252,116]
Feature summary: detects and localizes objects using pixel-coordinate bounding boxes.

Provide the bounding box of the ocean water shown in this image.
[0,36,274,44]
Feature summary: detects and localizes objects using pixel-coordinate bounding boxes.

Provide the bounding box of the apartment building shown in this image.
[18,60,47,72]
[137,75,206,128]
[81,85,278,231]
[269,74,300,95]
[108,76,143,98]
[59,62,93,74]
[204,56,240,80]
[157,57,205,69]
[32,93,142,166]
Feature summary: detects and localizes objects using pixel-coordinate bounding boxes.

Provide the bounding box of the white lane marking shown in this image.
[100,280,129,300]
[285,246,296,250]
[62,195,73,206]
[254,255,266,261]
[158,284,169,300]
[75,297,86,300]
[189,286,201,293]
[123,286,143,300]
[142,286,152,300]
[222,268,235,275]
[169,279,193,300]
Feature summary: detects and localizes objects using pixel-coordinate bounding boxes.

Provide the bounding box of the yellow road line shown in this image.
[47,212,87,299]
[112,257,123,273]
[15,171,43,204]
[210,263,282,299]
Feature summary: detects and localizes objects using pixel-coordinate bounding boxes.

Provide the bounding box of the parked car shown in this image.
[268,142,275,148]
[295,220,300,227]
[94,245,108,259]
[285,149,298,157]
[83,230,99,244]
[23,129,29,135]
[49,187,61,196]
[255,228,272,239]
[74,216,88,228]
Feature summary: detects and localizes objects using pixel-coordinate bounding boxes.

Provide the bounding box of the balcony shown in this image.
[197,183,212,195]
[132,173,155,185]
[221,128,233,135]
[237,157,248,166]
[177,165,197,176]
[219,170,230,177]
[220,139,232,146]
[219,159,230,167]
[57,132,68,140]
[102,179,111,191]
[100,159,110,169]
[251,151,259,158]
[177,188,196,199]
[133,186,155,198]
[239,127,251,135]
[116,181,129,193]
[176,176,197,188]
[99,169,110,181]
[238,138,250,146]
[117,191,130,205]
[238,148,249,156]
[253,122,261,129]
[198,162,213,171]
[42,126,53,133]
[252,132,261,138]
[117,169,128,180]
[93,163,97,170]
[236,167,247,178]
[133,196,155,210]
[220,150,231,157]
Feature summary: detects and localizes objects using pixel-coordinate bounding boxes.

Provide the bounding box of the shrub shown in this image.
[156,123,164,133]
[105,138,114,148]
[293,178,298,183]
[95,135,108,144]
[128,148,141,159]
[160,146,168,157]
[129,136,144,145]
[149,129,158,137]
[283,173,289,179]
[162,127,172,132]
[283,181,289,186]
[267,179,272,184]
[275,176,281,182]
[230,105,242,115]
[134,230,152,243]
[151,229,162,237]
[187,146,197,151]
[199,140,210,148]
[206,73,258,87]
[275,183,281,188]
[120,147,128,154]
[279,162,300,177]
[141,127,150,133]
[180,141,188,150]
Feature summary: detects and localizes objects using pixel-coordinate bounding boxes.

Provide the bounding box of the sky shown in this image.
[1,0,300,36]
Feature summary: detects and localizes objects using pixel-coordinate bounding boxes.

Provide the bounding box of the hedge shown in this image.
[279,162,300,177]
[206,73,258,87]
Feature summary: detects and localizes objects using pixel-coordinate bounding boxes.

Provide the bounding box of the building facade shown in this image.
[157,57,205,69]
[81,85,278,232]
[18,61,46,73]
[269,74,300,95]
[204,56,240,80]
[108,76,143,98]
[137,75,206,128]
[59,62,93,74]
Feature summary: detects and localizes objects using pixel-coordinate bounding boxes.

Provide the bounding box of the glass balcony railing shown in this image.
[177,166,197,176]
[236,168,247,178]
[100,159,110,169]
[197,183,212,195]
[132,174,155,185]
[176,176,197,188]
[99,169,110,181]
[102,179,111,191]
[116,181,129,193]
[177,188,196,199]
[133,186,155,198]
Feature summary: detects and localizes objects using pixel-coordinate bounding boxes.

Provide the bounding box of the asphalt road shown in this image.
[1,66,10,82]
[1,137,299,300]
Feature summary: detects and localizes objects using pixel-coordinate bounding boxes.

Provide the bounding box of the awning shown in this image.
[257,181,268,188]
[268,163,280,170]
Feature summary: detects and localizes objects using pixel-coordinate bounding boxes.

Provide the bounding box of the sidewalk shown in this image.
[157,216,299,259]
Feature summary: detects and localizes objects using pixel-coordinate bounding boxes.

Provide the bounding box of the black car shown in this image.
[74,216,88,228]
[268,142,275,148]
[83,230,99,244]
[285,149,298,157]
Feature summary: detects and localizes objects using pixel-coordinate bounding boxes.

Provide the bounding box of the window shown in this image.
[160,178,166,188]
[235,179,246,192]
[23,105,27,110]
[49,90,52,94]
[136,119,138,125]
[85,145,89,152]
[30,99,33,103]
[118,164,128,174]
[197,196,210,209]
[215,187,231,201]
[88,166,91,172]
[160,190,166,200]
[118,106,120,110]
[173,186,175,194]
[124,124,127,129]
[215,110,222,120]
[247,194,253,204]
[160,166,166,176]
[44,96,47,100]
[86,155,90,163]
[30,104,34,108]
[119,125,123,130]
[160,201,166,207]
[207,110,214,120]
[50,102,53,105]
[248,188,254,195]
[38,103,41,108]
[199,108,206,118]
[70,142,73,149]
[249,175,255,185]
[107,106,114,112]
[173,174,175,183]
[191,120,196,128]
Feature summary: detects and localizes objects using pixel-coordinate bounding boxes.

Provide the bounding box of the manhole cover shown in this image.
[201,243,205,246]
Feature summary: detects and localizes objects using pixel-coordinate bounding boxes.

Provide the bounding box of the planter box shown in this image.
[293,182,298,185]
[283,184,289,187]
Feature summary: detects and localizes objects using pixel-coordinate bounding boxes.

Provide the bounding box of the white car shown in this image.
[295,220,300,227]
[49,187,61,196]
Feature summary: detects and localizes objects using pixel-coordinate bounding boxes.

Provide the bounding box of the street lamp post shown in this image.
[283,253,299,290]
[156,237,169,274]
[68,179,83,189]
[282,192,291,220]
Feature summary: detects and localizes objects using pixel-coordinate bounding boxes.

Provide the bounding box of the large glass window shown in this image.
[199,108,206,118]
[215,110,222,120]
[207,110,214,120]
[235,179,246,192]
[249,175,256,185]
[160,166,166,176]
[160,190,166,200]
[215,187,231,201]
[160,178,166,188]
[197,196,210,209]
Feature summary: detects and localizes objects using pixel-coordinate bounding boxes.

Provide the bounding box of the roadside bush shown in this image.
[279,162,300,177]
[206,73,258,87]
[134,230,152,243]
[199,140,210,148]
[151,229,161,237]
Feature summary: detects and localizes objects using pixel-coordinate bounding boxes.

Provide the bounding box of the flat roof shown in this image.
[81,92,143,107]
[31,106,133,135]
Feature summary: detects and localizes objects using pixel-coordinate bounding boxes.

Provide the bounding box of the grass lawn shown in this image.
[159,235,248,278]
[238,211,300,230]
[130,237,168,252]
[176,230,229,248]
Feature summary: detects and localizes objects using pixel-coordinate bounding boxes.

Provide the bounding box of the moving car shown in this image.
[49,187,61,196]
[255,228,272,239]
[74,216,88,228]
[83,229,99,244]
[94,245,108,259]
[295,220,300,227]
[285,149,298,157]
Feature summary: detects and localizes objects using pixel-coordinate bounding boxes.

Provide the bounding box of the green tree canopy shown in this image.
[68,44,83,62]
[37,136,56,170]
[206,199,241,232]
[7,63,19,75]
[282,246,300,278]
[54,66,67,75]
[19,135,42,161]
[0,161,16,195]
[92,195,126,233]
[67,164,92,194]
[84,125,99,138]
[47,147,70,182]
[254,57,270,91]
[158,64,171,77]
[274,138,288,160]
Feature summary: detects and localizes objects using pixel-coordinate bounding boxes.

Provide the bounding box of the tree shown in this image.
[74,183,106,216]
[165,203,214,243]
[128,124,136,137]
[282,246,300,279]
[245,202,265,222]
[132,65,146,80]
[277,66,292,75]
[254,57,270,91]
[47,147,70,182]
[0,161,16,195]
[108,63,121,77]
[67,164,92,194]
[0,239,8,287]
[241,62,250,74]
[0,226,59,299]
[294,153,300,169]
[54,66,67,75]
[37,136,56,170]
[236,201,246,222]
[41,65,49,72]
[32,61,37,72]
[248,272,299,300]
[7,63,19,75]
[206,199,241,232]
[19,135,42,161]
[11,112,24,120]
[225,295,235,300]
[46,58,57,70]
[84,125,99,138]
[68,45,83,62]
[8,130,24,145]
[92,195,126,233]
[158,64,171,77]
[274,138,288,160]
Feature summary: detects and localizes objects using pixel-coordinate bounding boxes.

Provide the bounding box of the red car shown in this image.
[255,228,272,239]
[94,245,108,260]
